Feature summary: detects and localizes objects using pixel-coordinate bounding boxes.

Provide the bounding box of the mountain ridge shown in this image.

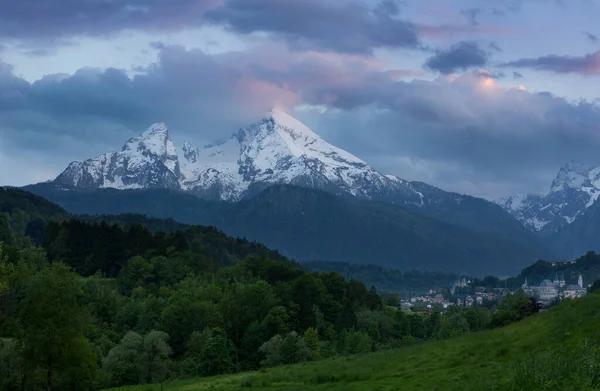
[24,182,555,275]
[52,109,426,204]
[499,160,600,236]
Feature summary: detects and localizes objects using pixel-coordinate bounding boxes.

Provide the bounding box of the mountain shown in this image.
[499,161,600,236]
[55,123,182,190]
[46,109,536,243]
[25,183,554,275]
[53,108,420,203]
[546,199,600,258]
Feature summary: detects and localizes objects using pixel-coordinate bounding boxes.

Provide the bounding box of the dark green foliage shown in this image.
[0,338,25,391]
[0,187,69,245]
[588,279,600,293]
[99,329,173,388]
[491,291,539,327]
[41,219,290,278]
[0,213,16,246]
[18,262,97,390]
[259,331,309,368]
[197,327,235,376]
[141,330,172,385]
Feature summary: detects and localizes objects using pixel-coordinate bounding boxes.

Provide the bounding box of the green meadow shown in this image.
[109,291,600,391]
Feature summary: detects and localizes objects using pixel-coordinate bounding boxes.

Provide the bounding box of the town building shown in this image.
[562,274,587,299]
[523,273,587,302]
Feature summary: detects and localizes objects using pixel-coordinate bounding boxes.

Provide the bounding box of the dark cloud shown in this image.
[584,31,598,43]
[501,51,600,75]
[513,71,524,79]
[488,42,502,52]
[304,76,600,197]
[0,0,426,55]
[424,41,489,74]
[149,41,167,50]
[460,8,484,26]
[204,0,419,54]
[0,0,220,44]
[0,0,512,56]
[473,69,505,79]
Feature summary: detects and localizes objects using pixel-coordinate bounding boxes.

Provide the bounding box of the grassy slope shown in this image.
[109,292,600,391]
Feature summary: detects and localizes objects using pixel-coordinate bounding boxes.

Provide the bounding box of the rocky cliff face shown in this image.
[499,161,600,235]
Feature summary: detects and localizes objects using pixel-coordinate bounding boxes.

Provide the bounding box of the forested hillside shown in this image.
[304,261,465,296]
[0,190,541,391]
[26,184,554,275]
[0,187,69,245]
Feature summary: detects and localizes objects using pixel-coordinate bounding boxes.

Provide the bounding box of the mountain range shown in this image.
[499,161,600,235]
[46,108,537,240]
[54,108,421,203]
[498,161,600,257]
[20,109,559,275]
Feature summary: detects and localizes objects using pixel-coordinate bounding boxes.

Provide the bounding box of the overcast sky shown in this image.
[1,0,600,199]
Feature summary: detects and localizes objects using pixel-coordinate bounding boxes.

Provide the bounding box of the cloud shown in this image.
[488,42,502,52]
[584,31,598,43]
[0,0,422,55]
[460,8,484,26]
[2,43,600,199]
[501,51,600,75]
[490,0,564,14]
[303,73,600,197]
[513,71,524,79]
[424,41,489,74]
[473,69,505,79]
[0,0,222,44]
[204,0,419,54]
[0,0,516,57]
[149,41,167,50]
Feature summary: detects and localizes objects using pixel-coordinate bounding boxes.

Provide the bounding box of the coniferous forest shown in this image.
[0,189,541,390]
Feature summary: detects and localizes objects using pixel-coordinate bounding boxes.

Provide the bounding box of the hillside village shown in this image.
[401,273,589,312]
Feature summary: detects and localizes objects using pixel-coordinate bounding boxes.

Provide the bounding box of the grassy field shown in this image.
[109,292,600,391]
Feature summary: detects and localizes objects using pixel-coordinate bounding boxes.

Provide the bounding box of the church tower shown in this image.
[578,274,583,288]
[559,273,566,288]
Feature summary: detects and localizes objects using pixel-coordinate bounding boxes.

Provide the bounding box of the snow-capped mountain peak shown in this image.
[122,122,174,157]
[54,122,181,190]
[499,161,600,234]
[52,110,424,204]
[549,161,597,194]
[182,141,199,163]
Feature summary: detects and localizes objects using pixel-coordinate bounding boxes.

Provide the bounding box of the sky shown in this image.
[1,0,600,199]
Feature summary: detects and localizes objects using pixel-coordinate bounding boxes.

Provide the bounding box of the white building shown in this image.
[563,274,586,299]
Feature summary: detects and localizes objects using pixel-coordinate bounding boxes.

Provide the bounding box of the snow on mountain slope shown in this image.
[53,108,425,203]
[499,161,600,235]
[54,122,181,190]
